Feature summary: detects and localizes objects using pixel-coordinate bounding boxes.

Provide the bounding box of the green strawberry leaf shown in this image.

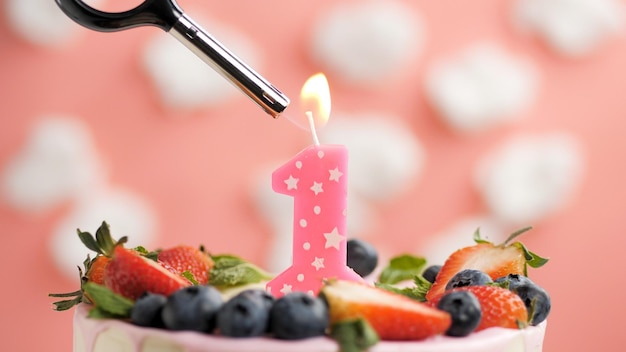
[526,250,549,268]
[329,318,379,352]
[48,290,84,311]
[473,227,493,244]
[77,229,101,254]
[83,282,134,319]
[513,242,549,271]
[133,246,150,255]
[95,221,115,255]
[132,246,160,261]
[503,226,533,245]
[411,274,433,300]
[375,274,431,302]
[49,255,92,311]
[77,221,127,257]
[209,254,273,288]
[181,270,199,285]
[377,254,427,285]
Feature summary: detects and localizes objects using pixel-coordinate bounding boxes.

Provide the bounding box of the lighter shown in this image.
[54,0,290,118]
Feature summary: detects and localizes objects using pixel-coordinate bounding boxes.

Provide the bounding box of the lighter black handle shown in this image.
[54,0,183,32]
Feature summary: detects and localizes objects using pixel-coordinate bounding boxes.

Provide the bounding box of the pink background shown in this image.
[1,0,625,351]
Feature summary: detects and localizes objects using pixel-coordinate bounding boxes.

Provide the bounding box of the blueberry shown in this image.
[161,285,223,332]
[437,290,482,337]
[269,292,329,340]
[130,293,167,328]
[445,269,493,290]
[243,288,275,311]
[422,265,442,284]
[217,289,274,337]
[495,274,551,326]
[347,239,378,277]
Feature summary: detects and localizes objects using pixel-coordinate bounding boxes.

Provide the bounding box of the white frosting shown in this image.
[74,304,546,352]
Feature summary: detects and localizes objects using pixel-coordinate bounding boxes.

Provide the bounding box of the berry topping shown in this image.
[431,285,528,331]
[321,280,451,340]
[86,256,111,286]
[495,274,551,325]
[161,285,224,332]
[422,265,441,284]
[49,220,552,351]
[269,292,329,340]
[104,246,191,301]
[347,238,379,277]
[217,289,274,337]
[130,293,167,328]
[426,227,548,301]
[157,245,214,285]
[436,290,482,337]
[445,269,493,290]
[49,221,126,310]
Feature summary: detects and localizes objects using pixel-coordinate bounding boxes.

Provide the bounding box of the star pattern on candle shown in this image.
[328,167,343,182]
[324,227,344,250]
[266,144,363,298]
[280,284,293,295]
[311,256,325,271]
[310,182,324,195]
[284,175,299,190]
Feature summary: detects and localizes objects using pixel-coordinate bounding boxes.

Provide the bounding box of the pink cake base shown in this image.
[73,304,546,352]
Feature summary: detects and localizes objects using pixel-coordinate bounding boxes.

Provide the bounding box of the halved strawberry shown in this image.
[157,245,214,285]
[425,227,548,301]
[49,222,125,310]
[87,255,110,285]
[320,280,451,340]
[430,285,528,331]
[104,246,191,301]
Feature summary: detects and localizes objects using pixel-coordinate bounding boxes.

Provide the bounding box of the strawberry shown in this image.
[425,227,548,301]
[320,280,451,340]
[104,246,191,301]
[157,245,214,285]
[430,285,528,331]
[86,255,110,285]
[49,222,126,310]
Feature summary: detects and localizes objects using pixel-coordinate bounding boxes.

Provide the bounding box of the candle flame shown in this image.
[299,73,331,129]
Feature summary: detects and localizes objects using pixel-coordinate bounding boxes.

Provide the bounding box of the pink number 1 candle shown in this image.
[266,74,362,297]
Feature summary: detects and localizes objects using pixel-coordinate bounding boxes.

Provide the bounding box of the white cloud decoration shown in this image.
[425,43,539,133]
[475,132,584,225]
[0,115,157,280]
[142,19,262,109]
[50,188,157,281]
[311,1,424,84]
[5,0,102,47]
[513,0,626,56]
[2,116,107,213]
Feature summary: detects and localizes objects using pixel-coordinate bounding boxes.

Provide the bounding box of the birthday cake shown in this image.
[51,222,550,352]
